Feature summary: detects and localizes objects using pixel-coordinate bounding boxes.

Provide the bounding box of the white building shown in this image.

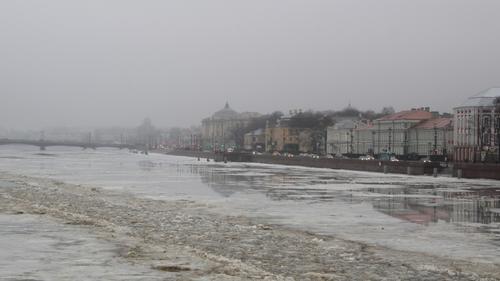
[371,109,434,156]
[326,108,453,159]
[454,88,500,162]
[326,120,371,155]
[408,118,453,158]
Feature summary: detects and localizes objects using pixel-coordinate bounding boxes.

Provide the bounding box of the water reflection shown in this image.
[1,147,500,262]
[186,162,500,233]
[369,187,500,227]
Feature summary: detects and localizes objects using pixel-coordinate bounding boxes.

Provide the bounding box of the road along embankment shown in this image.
[165,150,441,176]
[1,172,499,281]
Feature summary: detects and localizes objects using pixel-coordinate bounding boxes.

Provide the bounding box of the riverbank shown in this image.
[1,172,499,281]
[164,150,443,176]
[165,150,500,180]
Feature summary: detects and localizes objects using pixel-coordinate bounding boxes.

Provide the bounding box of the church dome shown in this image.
[457,88,500,108]
[212,102,239,119]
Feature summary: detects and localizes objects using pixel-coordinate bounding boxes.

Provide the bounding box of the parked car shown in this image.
[359,155,375,161]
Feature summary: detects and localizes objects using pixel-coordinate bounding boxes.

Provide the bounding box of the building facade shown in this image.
[201,103,260,151]
[326,108,453,159]
[408,118,453,158]
[454,88,500,162]
[265,126,313,153]
[326,119,371,155]
[243,129,265,151]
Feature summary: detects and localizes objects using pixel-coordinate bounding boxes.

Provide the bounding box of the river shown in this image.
[0,145,499,279]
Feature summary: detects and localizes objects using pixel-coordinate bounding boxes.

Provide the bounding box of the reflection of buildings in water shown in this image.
[446,189,500,225]
[177,162,500,228]
[372,187,500,226]
[196,166,267,197]
[195,165,316,199]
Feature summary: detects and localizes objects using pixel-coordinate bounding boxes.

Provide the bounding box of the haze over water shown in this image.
[1,145,499,264]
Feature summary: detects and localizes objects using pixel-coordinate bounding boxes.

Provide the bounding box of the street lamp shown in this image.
[388,127,392,153]
[371,131,376,156]
[495,99,500,162]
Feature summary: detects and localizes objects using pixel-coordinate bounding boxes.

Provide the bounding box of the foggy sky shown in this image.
[1,0,500,129]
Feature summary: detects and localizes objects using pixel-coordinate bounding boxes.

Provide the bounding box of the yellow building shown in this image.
[265,126,312,153]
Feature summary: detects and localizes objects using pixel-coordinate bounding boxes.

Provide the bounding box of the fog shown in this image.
[1,0,500,129]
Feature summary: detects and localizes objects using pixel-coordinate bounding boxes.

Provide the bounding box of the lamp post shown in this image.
[349,128,354,155]
[433,124,438,153]
[496,100,500,162]
[388,127,392,153]
[371,131,376,156]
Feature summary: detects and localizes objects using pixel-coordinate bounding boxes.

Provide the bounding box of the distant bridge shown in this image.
[0,138,136,150]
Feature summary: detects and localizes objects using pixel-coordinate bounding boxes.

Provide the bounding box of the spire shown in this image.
[224,101,230,109]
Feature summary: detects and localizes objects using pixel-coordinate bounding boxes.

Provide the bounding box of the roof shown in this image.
[456,88,500,108]
[332,119,356,130]
[376,110,433,121]
[212,102,239,119]
[414,118,453,129]
[244,128,264,136]
[331,119,373,130]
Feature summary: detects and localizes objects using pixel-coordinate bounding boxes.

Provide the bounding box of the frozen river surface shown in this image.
[0,145,499,267]
[0,213,169,281]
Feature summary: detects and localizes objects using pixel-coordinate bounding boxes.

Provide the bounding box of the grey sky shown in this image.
[1,0,500,129]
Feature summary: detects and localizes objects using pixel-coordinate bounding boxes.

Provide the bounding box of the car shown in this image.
[390,156,399,162]
[359,155,375,160]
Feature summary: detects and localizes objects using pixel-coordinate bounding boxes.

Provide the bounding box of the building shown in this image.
[326,119,371,156]
[265,126,313,153]
[326,108,453,159]
[371,109,434,156]
[409,118,453,158]
[454,88,500,162]
[243,129,265,151]
[201,102,260,151]
[264,114,314,153]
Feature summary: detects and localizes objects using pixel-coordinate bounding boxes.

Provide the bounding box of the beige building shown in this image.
[454,88,500,162]
[201,103,260,151]
[265,126,313,153]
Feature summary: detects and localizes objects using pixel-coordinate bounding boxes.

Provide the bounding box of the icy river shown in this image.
[0,145,499,280]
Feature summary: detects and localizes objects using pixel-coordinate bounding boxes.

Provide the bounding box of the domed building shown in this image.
[201,102,260,151]
[454,88,500,162]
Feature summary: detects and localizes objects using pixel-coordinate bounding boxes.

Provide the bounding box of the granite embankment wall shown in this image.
[453,163,500,180]
[165,150,440,176]
[163,150,218,160]
[251,155,439,175]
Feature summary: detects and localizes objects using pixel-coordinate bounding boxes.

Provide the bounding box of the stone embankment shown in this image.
[165,150,441,176]
[1,172,499,281]
[166,150,500,180]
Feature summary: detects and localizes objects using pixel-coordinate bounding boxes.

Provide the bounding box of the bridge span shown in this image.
[0,139,136,150]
